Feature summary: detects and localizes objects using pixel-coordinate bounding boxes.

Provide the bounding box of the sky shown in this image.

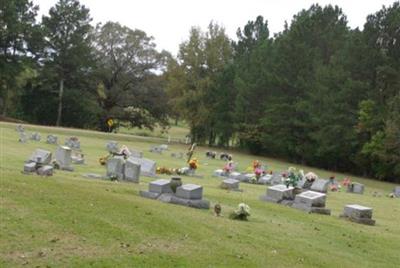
[34,0,396,56]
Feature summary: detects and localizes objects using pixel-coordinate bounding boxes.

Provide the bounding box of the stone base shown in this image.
[340,215,376,226]
[37,165,53,176]
[60,166,74,172]
[139,190,161,199]
[140,192,209,209]
[170,195,210,209]
[260,194,293,205]
[292,203,331,215]
[83,173,106,179]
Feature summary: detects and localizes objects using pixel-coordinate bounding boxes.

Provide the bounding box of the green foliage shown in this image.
[229,203,251,221]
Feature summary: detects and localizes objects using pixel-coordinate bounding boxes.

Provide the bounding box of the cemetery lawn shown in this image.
[1,122,399,268]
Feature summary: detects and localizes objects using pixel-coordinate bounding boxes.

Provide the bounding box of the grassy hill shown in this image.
[0,122,399,267]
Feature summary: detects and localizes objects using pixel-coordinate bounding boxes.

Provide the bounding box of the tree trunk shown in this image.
[56,79,64,126]
[2,84,8,116]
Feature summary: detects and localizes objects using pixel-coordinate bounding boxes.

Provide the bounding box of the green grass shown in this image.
[0,122,399,267]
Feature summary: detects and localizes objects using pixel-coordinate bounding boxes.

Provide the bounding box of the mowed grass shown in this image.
[0,122,399,268]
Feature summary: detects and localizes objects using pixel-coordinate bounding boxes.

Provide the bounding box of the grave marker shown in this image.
[340,204,375,225]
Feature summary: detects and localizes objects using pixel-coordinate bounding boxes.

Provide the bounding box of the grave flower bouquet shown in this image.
[230,203,251,221]
[285,167,304,188]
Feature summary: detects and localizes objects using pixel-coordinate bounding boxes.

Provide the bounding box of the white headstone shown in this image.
[310,179,330,193]
[106,157,124,180]
[176,184,203,200]
[55,146,73,170]
[221,179,240,190]
[29,149,52,165]
[30,132,41,141]
[293,191,326,207]
[46,134,58,144]
[124,158,141,183]
[149,179,172,194]
[129,157,156,177]
[394,186,400,198]
[106,141,119,153]
[264,184,294,202]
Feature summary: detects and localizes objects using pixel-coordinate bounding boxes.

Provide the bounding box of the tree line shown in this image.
[166,3,400,182]
[1,0,399,182]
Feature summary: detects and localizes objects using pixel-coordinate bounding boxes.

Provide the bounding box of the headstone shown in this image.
[30,132,41,141]
[55,146,73,171]
[171,152,183,159]
[29,149,52,165]
[65,137,80,150]
[213,169,226,177]
[24,162,37,173]
[270,173,283,185]
[19,132,28,143]
[129,149,143,158]
[71,153,85,164]
[341,204,375,225]
[149,179,173,194]
[37,165,54,176]
[159,144,168,150]
[394,186,400,198]
[176,184,203,200]
[310,179,330,193]
[292,191,331,215]
[106,157,124,180]
[129,157,156,177]
[221,179,240,190]
[259,174,273,185]
[124,158,141,183]
[149,146,163,154]
[228,172,241,180]
[106,141,119,153]
[241,173,255,182]
[46,134,58,144]
[260,184,294,203]
[16,125,24,132]
[347,182,365,194]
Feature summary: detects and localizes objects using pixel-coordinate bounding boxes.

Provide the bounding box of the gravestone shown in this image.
[149,179,173,194]
[340,204,375,225]
[171,152,183,159]
[260,184,294,203]
[159,144,168,150]
[241,173,255,183]
[65,137,80,150]
[140,179,172,199]
[176,184,203,200]
[19,132,28,143]
[129,157,156,177]
[270,173,283,185]
[149,146,163,154]
[29,149,52,165]
[124,158,141,183]
[46,134,58,144]
[310,179,330,193]
[213,169,226,177]
[37,165,54,176]
[24,162,37,173]
[394,186,400,198]
[129,149,143,158]
[292,191,331,215]
[30,132,41,141]
[259,174,273,185]
[71,152,85,164]
[15,125,24,132]
[347,182,365,194]
[106,141,119,153]
[106,157,125,180]
[55,146,73,171]
[221,179,240,191]
[228,172,241,180]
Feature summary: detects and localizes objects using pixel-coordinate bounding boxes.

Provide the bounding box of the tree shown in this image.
[0,0,39,116]
[166,22,233,144]
[93,21,168,131]
[41,0,93,126]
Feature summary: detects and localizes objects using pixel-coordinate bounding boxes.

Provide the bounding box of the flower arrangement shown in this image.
[223,161,234,173]
[230,203,251,221]
[285,167,304,188]
[188,158,198,170]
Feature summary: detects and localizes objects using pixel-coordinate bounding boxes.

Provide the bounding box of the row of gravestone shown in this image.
[18,130,80,151]
[149,144,169,154]
[214,169,366,195]
[140,179,210,209]
[23,147,84,176]
[260,184,376,225]
[106,156,157,182]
